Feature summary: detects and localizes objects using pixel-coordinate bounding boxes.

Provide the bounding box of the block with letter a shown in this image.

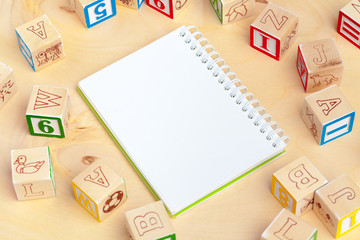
[261,209,318,240]
[314,174,360,238]
[146,0,191,19]
[11,146,55,200]
[125,201,176,240]
[0,62,17,109]
[26,85,70,138]
[72,160,127,221]
[250,2,298,60]
[210,0,256,25]
[337,0,360,48]
[301,85,355,145]
[272,156,327,216]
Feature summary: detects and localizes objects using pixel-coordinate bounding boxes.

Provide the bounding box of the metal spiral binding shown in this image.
[179,26,289,148]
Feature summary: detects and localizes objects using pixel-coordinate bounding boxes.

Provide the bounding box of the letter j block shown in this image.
[337,0,360,48]
[272,156,327,216]
[26,85,70,138]
[125,201,176,240]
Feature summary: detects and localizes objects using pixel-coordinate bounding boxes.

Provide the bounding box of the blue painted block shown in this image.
[320,111,355,145]
[15,31,35,71]
[84,0,117,28]
[138,0,145,9]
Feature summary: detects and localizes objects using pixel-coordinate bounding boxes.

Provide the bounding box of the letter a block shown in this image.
[337,0,360,49]
[272,156,327,216]
[297,38,344,93]
[0,62,17,109]
[125,201,176,240]
[146,0,191,19]
[210,0,256,25]
[11,146,55,201]
[261,209,318,240]
[72,160,127,222]
[250,2,298,60]
[116,0,145,10]
[26,85,70,138]
[314,174,360,238]
[301,85,355,145]
[15,15,65,71]
[70,0,117,28]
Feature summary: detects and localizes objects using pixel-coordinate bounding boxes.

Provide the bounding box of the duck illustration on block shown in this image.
[14,155,45,174]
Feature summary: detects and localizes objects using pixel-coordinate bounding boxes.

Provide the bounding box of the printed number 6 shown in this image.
[154,0,165,10]
[38,120,54,133]
[95,3,107,20]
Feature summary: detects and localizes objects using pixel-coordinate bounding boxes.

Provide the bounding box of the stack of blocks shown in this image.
[72,160,127,221]
[11,146,55,200]
[146,0,191,19]
[117,0,145,9]
[0,62,17,109]
[15,15,65,71]
[125,201,176,240]
[26,85,70,138]
[250,2,298,60]
[210,0,256,24]
[337,0,360,49]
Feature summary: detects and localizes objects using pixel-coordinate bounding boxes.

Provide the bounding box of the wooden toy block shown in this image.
[26,85,70,138]
[116,0,145,9]
[272,156,327,216]
[72,160,127,221]
[15,15,65,71]
[0,62,17,109]
[250,2,298,60]
[261,209,318,240]
[337,0,360,49]
[210,0,256,24]
[314,174,360,238]
[125,201,176,240]
[297,38,344,93]
[69,0,117,28]
[146,0,191,19]
[301,85,355,145]
[11,146,55,201]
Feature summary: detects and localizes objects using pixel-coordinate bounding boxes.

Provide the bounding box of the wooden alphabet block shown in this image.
[337,0,360,49]
[11,146,55,201]
[69,0,117,28]
[26,85,70,138]
[210,0,256,24]
[15,15,65,71]
[0,62,17,109]
[250,2,298,60]
[146,0,191,19]
[297,38,344,93]
[272,156,327,216]
[314,174,360,238]
[116,0,145,9]
[125,201,176,240]
[301,85,355,145]
[72,160,127,221]
[261,209,318,240]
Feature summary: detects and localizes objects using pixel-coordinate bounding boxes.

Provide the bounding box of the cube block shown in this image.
[146,0,191,19]
[210,0,256,24]
[116,0,145,9]
[337,0,360,48]
[272,156,328,216]
[11,146,55,200]
[0,62,17,109]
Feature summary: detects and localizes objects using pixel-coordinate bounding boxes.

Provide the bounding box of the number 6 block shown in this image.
[146,0,191,19]
[26,85,70,138]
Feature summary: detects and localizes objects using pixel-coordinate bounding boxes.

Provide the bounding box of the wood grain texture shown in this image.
[0,0,360,239]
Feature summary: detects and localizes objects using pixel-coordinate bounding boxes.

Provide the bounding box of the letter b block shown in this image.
[250,2,298,60]
[0,62,17,109]
[125,201,176,240]
[272,156,327,216]
[337,0,360,48]
[314,174,360,238]
[210,0,256,25]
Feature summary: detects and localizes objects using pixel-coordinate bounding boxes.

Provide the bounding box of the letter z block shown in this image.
[26,85,70,138]
[210,0,255,25]
[297,38,344,93]
[0,62,17,109]
[301,85,355,145]
[15,15,65,71]
[70,0,117,28]
[250,2,298,60]
[272,156,327,216]
[314,174,360,238]
[337,0,360,48]
[261,209,318,240]
[125,201,176,240]
[116,0,145,9]
[146,0,191,19]
[72,160,127,222]
[11,146,55,201]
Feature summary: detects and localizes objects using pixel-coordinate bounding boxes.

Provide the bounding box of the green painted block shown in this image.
[158,234,176,240]
[210,0,223,23]
[26,115,65,138]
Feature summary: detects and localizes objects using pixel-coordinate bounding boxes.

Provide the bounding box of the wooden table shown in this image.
[1,0,360,239]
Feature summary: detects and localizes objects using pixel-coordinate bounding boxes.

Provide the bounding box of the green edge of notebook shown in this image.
[77,87,286,217]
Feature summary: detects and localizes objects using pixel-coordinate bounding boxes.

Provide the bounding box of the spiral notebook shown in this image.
[78,26,289,217]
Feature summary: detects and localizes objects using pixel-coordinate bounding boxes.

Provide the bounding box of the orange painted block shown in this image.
[0,62,17,109]
[11,146,55,200]
[337,0,360,48]
[72,160,127,221]
[210,0,256,24]
[272,156,327,216]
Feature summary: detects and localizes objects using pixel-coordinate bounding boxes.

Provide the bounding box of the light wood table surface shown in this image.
[1,0,360,239]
